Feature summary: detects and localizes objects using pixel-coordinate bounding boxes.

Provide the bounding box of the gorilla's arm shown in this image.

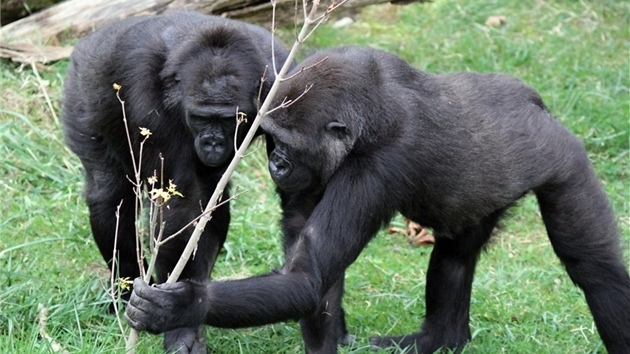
[125,157,396,332]
[126,272,318,332]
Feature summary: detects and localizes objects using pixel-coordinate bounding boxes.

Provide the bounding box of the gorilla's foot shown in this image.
[369,331,468,354]
[164,326,207,354]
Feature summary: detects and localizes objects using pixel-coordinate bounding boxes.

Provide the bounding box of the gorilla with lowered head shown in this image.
[125,46,630,353]
[62,12,290,353]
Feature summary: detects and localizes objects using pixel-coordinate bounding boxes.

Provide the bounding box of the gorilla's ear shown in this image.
[161,60,181,88]
[326,121,349,138]
[162,69,183,109]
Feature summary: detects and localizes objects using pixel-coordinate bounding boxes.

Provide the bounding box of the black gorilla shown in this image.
[125,46,630,353]
[62,12,290,353]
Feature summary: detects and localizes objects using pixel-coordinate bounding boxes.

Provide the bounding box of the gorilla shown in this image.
[61,12,290,353]
[124,46,630,353]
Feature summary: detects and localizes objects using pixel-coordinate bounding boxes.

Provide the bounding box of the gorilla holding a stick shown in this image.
[125,47,630,353]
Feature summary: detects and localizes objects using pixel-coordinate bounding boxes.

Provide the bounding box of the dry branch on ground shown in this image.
[0,0,424,47]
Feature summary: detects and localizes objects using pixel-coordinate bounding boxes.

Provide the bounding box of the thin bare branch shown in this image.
[239,144,261,159]
[126,329,139,353]
[115,86,139,179]
[270,1,279,76]
[302,0,309,25]
[256,65,269,112]
[266,83,313,115]
[147,173,158,275]
[156,191,245,247]
[111,201,126,336]
[279,56,328,81]
[144,219,165,283]
[37,304,70,354]
[29,61,58,123]
[303,0,350,41]
[234,106,249,153]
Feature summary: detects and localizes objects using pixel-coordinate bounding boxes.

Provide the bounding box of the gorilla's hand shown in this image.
[125,278,210,334]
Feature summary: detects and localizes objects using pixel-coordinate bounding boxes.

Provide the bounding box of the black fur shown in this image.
[62,12,290,354]
[125,46,630,353]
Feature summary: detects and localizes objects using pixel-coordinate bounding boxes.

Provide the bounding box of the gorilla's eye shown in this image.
[188,114,206,122]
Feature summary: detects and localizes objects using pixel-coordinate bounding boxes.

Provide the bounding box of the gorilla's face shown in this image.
[173,47,263,167]
[262,112,352,194]
[267,141,313,193]
[261,52,368,194]
[187,111,235,167]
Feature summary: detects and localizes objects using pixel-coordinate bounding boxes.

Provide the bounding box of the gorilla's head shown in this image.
[261,51,375,194]
[261,47,409,194]
[162,24,270,167]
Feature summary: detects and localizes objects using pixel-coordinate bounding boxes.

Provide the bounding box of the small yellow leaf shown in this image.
[119,277,133,291]
[150,188,171,202]
[167,180,184,197]
[139,127,152,137]
[113,83,121,91]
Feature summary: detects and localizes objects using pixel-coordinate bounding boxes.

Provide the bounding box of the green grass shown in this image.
[1,0,628,352]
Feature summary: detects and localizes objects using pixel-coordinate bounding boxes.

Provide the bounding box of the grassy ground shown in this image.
[1,0,628,353]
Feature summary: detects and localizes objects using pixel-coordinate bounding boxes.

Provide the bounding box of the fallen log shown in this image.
[0,41,72,63]
[0,0,418,44]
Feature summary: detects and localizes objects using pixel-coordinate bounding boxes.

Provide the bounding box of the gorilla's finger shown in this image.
[132,278,187,303]
[124,307,149,332]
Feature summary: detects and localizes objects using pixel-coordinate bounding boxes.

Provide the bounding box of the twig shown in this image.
[37,304,70,354]
[270,0,279,76]
[256,65,269,112]
[29,61,58,123]
[233,106,248,153]
[115,86,139,181]
[156,191,245,247]
[266,83,313,114]
[111,201,127,336]
[279,56,328,81]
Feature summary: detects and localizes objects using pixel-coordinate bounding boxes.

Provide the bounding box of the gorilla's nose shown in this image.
[195,131,230,167]
[269,151,293,180]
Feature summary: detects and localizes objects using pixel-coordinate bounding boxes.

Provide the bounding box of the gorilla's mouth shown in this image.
[195,133,232,167]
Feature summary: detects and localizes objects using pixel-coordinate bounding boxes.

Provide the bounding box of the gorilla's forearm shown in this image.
[203,273,320,328]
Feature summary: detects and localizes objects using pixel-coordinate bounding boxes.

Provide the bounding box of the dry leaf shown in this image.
[388,218,435,246]
[485,15,507,27]
[408,226,435,246]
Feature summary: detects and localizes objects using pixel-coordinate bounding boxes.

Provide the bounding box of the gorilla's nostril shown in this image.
[270,161,287,176]
[269,151,293,179]
[204,140,219,147]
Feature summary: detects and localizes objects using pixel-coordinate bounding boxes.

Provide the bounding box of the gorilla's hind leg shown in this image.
[159,199,230,354]
[536,170,630,353]
[370,212,503,353]
[84,168,141,306]
[300,276,351,354]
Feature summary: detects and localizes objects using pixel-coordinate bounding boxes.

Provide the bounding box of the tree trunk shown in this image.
[0,0,417,44]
